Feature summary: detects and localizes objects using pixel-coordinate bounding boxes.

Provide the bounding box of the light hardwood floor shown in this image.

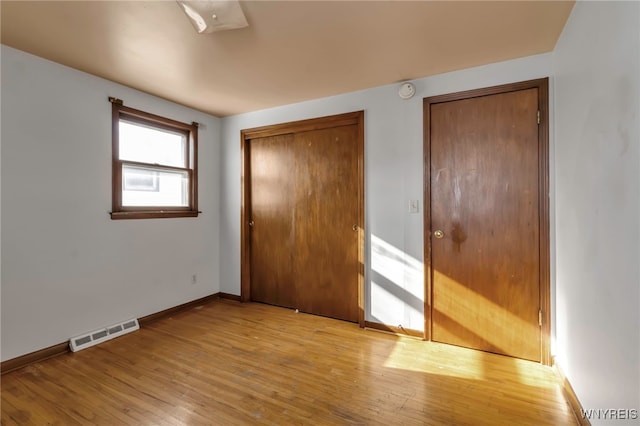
[1,300,577,425]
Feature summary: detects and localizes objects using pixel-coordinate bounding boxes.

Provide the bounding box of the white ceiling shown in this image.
[0,1,574,117]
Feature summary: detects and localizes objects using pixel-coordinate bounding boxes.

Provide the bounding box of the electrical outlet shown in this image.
[409,200,419,214]
[191,274,197,285]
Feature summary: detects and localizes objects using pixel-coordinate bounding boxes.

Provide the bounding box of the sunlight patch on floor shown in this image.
[383,338,559,390]
[383,338,488,381]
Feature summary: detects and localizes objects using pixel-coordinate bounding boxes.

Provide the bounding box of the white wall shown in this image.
[553,1,640,421]
[220,54,553,331]
[1,46,221,361]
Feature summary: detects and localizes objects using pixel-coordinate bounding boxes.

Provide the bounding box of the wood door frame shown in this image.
[423,78,551,365]
[240,111,366,327]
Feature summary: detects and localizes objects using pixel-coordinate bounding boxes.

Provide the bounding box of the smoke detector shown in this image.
[398,82,416,100]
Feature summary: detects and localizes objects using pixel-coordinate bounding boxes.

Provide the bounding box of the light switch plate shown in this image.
[409,200,419,214]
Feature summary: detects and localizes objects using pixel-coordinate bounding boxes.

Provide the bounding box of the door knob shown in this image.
[352,224,359,231]
[433,230,444,239]
[249,220,255,227]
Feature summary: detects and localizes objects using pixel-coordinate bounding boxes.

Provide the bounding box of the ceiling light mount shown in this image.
[177,0,248,34]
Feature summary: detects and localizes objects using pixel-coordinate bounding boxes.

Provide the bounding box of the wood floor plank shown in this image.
[1,300,576,425]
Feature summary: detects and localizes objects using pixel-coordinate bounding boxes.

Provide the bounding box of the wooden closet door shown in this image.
[249,134,297,309]
[245,112,363,324]
[293,125,360,322]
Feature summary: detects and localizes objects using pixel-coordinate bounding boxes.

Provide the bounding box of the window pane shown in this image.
[122,165,188,207]
[119,120,186,167]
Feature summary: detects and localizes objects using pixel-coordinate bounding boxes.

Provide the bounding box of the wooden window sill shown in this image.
[110,210,200,220]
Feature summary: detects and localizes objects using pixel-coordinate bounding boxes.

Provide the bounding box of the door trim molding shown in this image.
[240,111,366,327]
[422,78,551,364]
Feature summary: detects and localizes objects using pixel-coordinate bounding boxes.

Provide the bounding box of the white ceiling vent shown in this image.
[69,318,139,352]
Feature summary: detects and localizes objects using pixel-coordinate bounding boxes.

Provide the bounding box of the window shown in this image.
[110,98,199,219]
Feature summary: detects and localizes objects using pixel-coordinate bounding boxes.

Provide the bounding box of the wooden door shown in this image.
[425,81,549,362]
[249,134,297,309]
[294,126,360,322]
[242,112,364,324]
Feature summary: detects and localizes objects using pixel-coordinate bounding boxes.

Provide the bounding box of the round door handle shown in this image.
[352,224,359,231]
[433,230,444,239]
[249,220,255,227]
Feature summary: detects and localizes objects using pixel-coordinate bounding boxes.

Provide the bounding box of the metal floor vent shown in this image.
[69,318,139,352]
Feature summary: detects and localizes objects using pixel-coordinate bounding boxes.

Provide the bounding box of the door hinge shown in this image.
[537,110,541,125]
[538,309,542,326]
